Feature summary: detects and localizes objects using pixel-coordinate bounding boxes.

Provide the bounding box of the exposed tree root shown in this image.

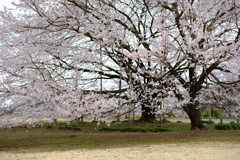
[191,125,207,131]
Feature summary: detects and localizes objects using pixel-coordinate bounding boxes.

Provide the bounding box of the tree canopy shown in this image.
[0,0,240,130]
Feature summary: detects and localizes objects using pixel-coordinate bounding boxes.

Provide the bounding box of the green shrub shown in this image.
[176,121,183,123]
[215,122,240,130]
[215,124,232,130]
[57,125,81,131]
[99,126,170,132]
[202,120,215,124]
[73,127,81,131]
[100,126,119,131]
[58,125,72,130]
[230,122,240,130]
[46,125,55,129]
[147,127,170,132]
[58,126,66,129]
[64,126,72,129]
[207,121,215,124]
[120,127,143,132]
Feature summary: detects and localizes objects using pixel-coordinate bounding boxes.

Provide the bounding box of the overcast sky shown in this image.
[0,0,16,11]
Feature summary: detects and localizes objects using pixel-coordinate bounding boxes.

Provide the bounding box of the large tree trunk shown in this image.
[183,103,207,130]
[138,104,157,123]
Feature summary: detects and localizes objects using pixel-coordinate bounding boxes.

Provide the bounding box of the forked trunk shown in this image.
[183,104,207,130]
[138,105,157,123]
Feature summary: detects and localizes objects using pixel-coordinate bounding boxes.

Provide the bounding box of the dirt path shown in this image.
[1,142,240,160]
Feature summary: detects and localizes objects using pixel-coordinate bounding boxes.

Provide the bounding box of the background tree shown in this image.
[0,0,240,130]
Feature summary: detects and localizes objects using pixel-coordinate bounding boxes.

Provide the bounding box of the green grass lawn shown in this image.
[0,121,240,153]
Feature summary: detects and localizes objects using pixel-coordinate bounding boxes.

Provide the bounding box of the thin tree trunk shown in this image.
[220,107,223,124]
[159,101,163,123]
[132,104,135,121]
[208,105,211,122]
[53,118,57,124]
[128,107,131,121]
[117,67,122,122]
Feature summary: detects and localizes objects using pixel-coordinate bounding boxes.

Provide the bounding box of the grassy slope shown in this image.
[0,122,240,153]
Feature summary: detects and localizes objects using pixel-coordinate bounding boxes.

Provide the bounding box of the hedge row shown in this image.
[100,126,170,132]
[47,125,81,131]
[215,122,240,130]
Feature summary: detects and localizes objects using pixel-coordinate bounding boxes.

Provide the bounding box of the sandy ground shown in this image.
[1,142,240,160]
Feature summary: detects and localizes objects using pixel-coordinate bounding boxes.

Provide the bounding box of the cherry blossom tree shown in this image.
[0,0,240,130]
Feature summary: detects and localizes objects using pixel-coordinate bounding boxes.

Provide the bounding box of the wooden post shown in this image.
[118,66,122,122]
[208,105,211,122]
[128,107,131,121]
[98,47,103,123]
[100,51,103,94]
[220,107,223,124]
[53,118,57,124]
[132,104,135,121]
[128,68,132,121]
[159,101,163,123]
